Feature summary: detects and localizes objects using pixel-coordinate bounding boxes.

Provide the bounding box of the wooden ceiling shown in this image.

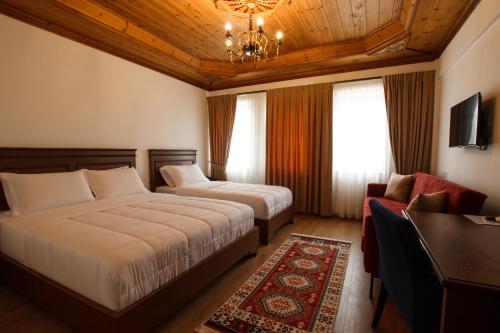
[0,0,479,90]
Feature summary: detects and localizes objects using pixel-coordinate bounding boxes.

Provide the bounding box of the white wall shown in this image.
[434,0,500,214]
[0,15,208,188]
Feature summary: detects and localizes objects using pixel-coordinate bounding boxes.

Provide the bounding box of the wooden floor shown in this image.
[0,215,409,333]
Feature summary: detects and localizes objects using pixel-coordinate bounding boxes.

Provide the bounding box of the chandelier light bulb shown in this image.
[222,12,283,63]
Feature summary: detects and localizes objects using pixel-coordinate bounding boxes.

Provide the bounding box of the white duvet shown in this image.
[156,181,293,220]
[0,193,254,311]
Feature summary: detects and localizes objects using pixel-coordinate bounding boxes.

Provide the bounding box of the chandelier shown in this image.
[220,1,284,63]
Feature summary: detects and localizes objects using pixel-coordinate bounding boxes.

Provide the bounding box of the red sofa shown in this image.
[362,172,487,278]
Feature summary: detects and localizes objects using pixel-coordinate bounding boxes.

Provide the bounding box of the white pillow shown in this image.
[159,166,176,186]
[163,164,210,187]
[0,170,95,216]
[84,167,149,199]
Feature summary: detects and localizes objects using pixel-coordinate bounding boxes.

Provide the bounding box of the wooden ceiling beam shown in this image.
[199,1,421,81]
[55,0,201,68]
[400,0,419,31]
[208,53,435,90]
[364,21,408,53]
[151,13,415,78]
[197,60,237,77]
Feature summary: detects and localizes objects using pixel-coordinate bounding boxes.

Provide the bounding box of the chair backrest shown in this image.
[369,199,428,329]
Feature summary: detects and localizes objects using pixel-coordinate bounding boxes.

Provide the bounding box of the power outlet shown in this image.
[439,171,448,180]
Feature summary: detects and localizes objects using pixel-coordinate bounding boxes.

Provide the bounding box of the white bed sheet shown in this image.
[156,181,293,220]
[0,193,254,311]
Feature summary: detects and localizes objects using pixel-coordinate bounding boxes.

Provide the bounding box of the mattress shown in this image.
[156,181,293,220]
[0,193,254,311]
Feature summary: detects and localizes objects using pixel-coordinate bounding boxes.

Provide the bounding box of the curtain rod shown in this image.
[236,76,382,95]
[333,76,382,84]
[237,90,266,96]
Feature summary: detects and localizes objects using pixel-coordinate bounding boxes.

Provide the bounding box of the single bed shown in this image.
[149,149,294,244]
[0,148,259,332]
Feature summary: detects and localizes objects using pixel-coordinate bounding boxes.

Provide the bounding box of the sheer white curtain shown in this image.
[226,92,266,184]
[332,79,393,219]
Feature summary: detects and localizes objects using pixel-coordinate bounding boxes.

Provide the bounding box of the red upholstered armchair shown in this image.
[362,172,487,297]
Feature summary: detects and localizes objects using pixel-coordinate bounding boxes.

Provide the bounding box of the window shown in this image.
[226,92,266,184]
[331,79,393,218]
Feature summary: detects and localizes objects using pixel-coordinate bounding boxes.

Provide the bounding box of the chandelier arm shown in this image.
[223,9,283,63]
[261,34,269,59]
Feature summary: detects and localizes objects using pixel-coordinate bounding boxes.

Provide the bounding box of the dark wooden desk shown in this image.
[403,211,500,333]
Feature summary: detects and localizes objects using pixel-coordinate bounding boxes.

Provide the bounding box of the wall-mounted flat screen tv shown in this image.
[449,92,484,147]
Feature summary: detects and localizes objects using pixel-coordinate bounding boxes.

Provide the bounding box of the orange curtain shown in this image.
[383,71,435,174]
[208,94,237,180]
[266,83,333,216]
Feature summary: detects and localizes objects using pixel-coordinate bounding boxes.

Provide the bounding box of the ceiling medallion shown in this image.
[215,0,286,17]
[373,37,409,55]
[217,0,287,63]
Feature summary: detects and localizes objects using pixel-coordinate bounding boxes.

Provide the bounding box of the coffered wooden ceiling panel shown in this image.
[0,0,479,90]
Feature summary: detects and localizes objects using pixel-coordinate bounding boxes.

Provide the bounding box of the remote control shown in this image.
[485,216,500,222]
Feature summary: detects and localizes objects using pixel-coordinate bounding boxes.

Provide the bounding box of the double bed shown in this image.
[149,149,294,244]
[0,148,259,332]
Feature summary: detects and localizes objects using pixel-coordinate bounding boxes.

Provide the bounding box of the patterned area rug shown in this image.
[197,234,351,333]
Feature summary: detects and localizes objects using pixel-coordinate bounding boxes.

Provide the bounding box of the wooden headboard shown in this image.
[0,148,136,211]
[149,149,197,190]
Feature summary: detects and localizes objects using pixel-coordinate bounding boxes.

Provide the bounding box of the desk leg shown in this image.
[440,285,500,333]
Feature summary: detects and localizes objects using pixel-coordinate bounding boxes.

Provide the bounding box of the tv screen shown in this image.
[449,93,482,147]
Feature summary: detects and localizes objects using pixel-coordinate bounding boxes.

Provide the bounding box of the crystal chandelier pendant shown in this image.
[222,1,284,64]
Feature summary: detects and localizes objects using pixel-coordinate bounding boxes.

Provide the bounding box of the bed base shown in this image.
[149,149,295,245]
[0,227,259,333]
[255,205,294,245]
